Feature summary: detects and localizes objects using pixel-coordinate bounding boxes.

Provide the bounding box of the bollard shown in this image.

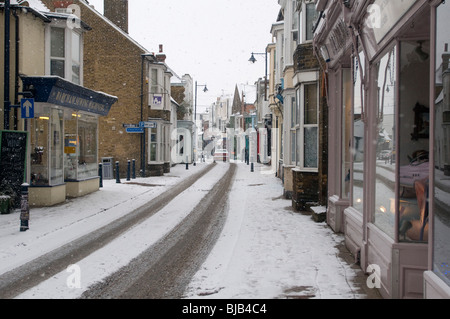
[127,160,131,181]
[251,163,254,172]
[132,159,136,179]
[20,183,30,232]
[116,161,121,183]
[186,156,189,170]
[98,163,103,188]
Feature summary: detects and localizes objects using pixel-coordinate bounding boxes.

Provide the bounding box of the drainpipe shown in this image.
[4,0,11,130]
[13,8,19,131]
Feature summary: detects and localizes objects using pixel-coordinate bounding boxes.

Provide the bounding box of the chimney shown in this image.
[443,43,450,72]
[104,0,128,33]
[156,44,167,63]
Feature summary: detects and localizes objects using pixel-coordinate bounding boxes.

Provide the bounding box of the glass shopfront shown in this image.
[30,107,65,186]
[373,46,397,239]
[433,0,450,286]
[64,113,98,181]
[352,50,365,212]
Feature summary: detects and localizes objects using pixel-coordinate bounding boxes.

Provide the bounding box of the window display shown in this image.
[398,40,430,242]
[352,51,365,212]
[433,1,450,285]
[373,46,396,238]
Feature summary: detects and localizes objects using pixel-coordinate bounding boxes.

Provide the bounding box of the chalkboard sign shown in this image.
[0,131,28,207]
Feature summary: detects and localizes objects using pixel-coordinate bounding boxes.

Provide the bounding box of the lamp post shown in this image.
[248,50,268,101]
[194,81,208,166]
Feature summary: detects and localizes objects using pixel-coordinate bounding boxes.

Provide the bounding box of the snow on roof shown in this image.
[11,0,49,12]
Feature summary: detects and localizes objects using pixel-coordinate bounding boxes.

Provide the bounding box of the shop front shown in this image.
[22,76,117,206]
[315,0,447,298]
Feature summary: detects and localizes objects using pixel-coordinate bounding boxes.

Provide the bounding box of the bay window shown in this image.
[296,82,319,170]
[48,25,83,85]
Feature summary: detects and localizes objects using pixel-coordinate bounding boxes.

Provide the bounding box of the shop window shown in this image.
[398,41,430,243]
[64,113,98,181]
[433,1,450,285]
[373,46,397,239]
[31,108,64,186]
[342,69,352,199]
[50,109,65,186]
[31,117,50,186]
[64,114,78,181]
[352,51,365,212]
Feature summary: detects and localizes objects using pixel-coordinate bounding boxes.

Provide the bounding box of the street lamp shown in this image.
[194,81,208,166]
[248,51,268,101]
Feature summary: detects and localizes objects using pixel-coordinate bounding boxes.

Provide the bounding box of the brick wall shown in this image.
[294,42,320,71]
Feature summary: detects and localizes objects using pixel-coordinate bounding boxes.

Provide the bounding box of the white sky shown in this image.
[86,0,280,112]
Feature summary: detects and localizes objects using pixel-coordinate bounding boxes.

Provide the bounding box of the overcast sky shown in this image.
[86,0,280,112]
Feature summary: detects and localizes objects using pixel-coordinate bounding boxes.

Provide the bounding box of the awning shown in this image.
[21,76,118,116]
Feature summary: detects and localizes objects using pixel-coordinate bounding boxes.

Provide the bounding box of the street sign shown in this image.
[139,121,157,128]
[21,98,34,119]
[123,124,140,128]
[126,127,144,133]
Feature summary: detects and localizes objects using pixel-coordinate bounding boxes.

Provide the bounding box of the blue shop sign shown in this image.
[20,76,118,116]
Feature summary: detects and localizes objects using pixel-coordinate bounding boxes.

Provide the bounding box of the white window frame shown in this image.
[298,0,318,44]
[149,66,165,109]
[298,81,319,171]
[290,96,299,164]
[45,21,83,85]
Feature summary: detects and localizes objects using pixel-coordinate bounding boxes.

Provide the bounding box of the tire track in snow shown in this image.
[0,163,216,299]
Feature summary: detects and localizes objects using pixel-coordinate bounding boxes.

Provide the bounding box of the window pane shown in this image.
[353,51,365,211]
[51,27,65,58]
[304,84,317,124]
[72,32,80,64]
[31,117,50,186]
[398,41,430,243]
[373,47,396,239]
[291,131,296,163]
[433,1,450,285]
[50,109,64,186]
[151,69,158,94]
[51,60,65,78]
[72,32,81,84]
[305,3,317,41]
[304,127,318,168]
[64,115,78,181]
[342,69,352,199]
[78,115,98,180]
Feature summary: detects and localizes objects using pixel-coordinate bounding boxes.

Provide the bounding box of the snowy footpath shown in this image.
[0,161,378,299]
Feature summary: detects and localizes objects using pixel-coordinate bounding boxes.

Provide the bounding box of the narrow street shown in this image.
[81,163,236,299]
[0,163,230,298]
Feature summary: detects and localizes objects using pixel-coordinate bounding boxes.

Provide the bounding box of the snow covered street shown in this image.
[0,160,380,299]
